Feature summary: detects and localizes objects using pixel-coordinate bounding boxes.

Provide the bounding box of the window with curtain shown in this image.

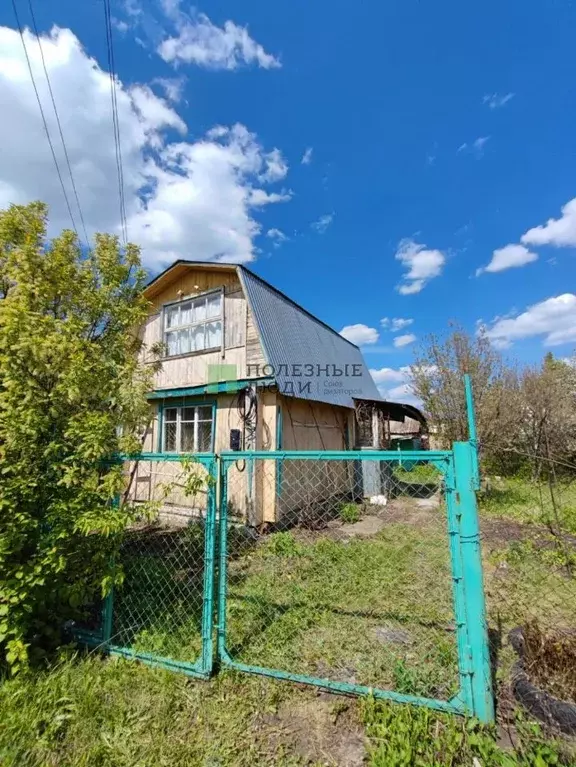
[163,405,214,453]
[164,291,222,357]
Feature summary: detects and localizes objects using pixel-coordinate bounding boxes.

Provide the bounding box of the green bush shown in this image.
[0,202,156,672]
[339,502,361,524]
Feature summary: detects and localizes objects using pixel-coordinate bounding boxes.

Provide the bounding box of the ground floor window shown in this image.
[163,404,213,453]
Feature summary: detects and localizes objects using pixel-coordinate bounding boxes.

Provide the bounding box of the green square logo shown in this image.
[207,364,238,392]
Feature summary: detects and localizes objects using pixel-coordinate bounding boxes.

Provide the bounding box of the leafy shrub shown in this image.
[0,202,157,672]
[339,503,361,524]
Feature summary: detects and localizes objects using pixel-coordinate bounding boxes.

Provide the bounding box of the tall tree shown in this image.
[410,325,519,449]
[0,202,154,671]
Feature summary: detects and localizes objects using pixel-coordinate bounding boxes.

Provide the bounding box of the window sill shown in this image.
[160,346,222,362]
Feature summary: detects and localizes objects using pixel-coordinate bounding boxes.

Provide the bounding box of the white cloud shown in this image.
[158,10,280,70]
[477,243,538,275]
[266,227,286,241]
[301,147,313,165]
[266,227,287,248]
[393,333,416,348]
[0,24,289,269]
[259,147,288,183]
[484,294,576,348]
[369,366,410,384]
[483,92,514,109]
[369,366,421,405]
[311,212,334,233]
[458,136,490,155]
[474,136,490,151]
[381,317,414,332]
[340,324,379,346]
[152,76,186,102]
[521,197,576,248]
[395,238,446,295]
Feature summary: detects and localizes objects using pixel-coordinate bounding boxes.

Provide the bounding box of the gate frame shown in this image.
[216,448,494,722]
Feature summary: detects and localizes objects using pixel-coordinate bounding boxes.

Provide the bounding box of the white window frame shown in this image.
[163,404,214,453]
[162,288,223,358]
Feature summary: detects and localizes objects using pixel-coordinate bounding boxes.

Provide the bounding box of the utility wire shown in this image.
[27,0,89,247]
[11,0,79,238]
[102,0,128,244]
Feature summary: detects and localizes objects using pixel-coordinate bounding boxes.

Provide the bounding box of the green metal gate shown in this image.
[74,443,493,723]
[217,443,493,723]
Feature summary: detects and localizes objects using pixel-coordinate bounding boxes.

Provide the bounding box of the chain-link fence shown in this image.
[217,450,478,713]
[478,448,576,734]
[73,454,217,678]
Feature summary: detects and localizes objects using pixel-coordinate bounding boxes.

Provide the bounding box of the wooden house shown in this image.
[132,260,425,525]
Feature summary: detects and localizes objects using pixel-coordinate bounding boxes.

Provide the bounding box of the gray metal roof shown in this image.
[239,267,382,408]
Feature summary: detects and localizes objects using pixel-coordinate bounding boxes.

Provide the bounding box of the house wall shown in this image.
[139,268,266,391]
[274,396,355,525]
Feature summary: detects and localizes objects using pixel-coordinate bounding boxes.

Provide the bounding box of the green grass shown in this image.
[1,654,572,767]
[363,698,573,766]
[225,526,458,698]
[3,472,576,764]
[479,476,576,533]
[393,462,442,484]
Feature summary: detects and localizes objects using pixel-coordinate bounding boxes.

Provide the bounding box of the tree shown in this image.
[0,202,155,671]
[410,325,521,452]
[518,353,576,471]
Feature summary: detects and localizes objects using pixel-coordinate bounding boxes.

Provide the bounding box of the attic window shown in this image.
[163,291,222,357]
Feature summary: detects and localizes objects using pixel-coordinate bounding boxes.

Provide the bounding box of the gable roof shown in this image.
[144,260,382,408]
[239,268,381,408]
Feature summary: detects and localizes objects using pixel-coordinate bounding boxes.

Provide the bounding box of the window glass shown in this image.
[197,421,212,452]
[165,330,178,356]
[164,293,222,357]
[164,421,177,452]
[197,406,212,421]
[193,297,207,323]
[206,320,221,349]
[162,405,214,453]
[165,305,179,329]
[179,302,191,326]
[177,328,190,355]
[206,293,221,319]
[190,324,205,352]
[181,422,195,452]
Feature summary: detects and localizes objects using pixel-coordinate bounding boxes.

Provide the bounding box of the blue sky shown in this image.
[1,0,575,401]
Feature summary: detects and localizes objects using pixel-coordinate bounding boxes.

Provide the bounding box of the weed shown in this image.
[339,502,361,524]
[362,698,571,766]
[261,531,304,558]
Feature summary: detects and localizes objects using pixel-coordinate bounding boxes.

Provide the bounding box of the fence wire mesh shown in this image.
[220,454,462,703]
[73,456,216,675]
[478,449,576,734]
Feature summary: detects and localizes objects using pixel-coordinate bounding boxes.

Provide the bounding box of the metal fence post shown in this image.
[216,458,230,663]
[200,457,217,676]
[463,374,481,491]
[453,441,494,724]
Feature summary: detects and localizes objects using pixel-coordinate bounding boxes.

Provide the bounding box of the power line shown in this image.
[11,0,79,238]
[102,0,128,245]
[26,0,89,247]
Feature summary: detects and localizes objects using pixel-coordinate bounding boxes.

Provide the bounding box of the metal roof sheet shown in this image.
[239,268,382,408]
